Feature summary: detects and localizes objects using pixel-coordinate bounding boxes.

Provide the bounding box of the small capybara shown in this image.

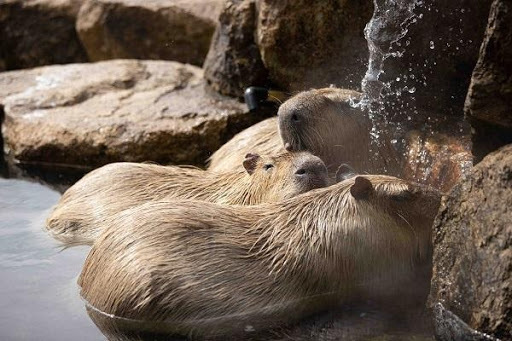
[78,175,440,338]
[208,88,401,176]
[46,151,328,245]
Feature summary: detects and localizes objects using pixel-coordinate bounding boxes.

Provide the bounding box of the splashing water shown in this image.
[356,0,424,120]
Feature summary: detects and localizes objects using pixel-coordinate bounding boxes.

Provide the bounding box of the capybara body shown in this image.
[78,175,441,338]
[46,152,328,245]
[208,88,401,176]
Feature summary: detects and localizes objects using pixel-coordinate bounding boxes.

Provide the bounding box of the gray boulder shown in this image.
[0,60,255,170]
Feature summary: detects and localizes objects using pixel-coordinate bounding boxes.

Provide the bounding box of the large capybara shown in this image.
[208,88,401,176]
[46,151,328,245]
[78,175,440,339]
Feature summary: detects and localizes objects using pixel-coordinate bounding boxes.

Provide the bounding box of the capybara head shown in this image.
[242,151,329,201]
[278,88,371,170]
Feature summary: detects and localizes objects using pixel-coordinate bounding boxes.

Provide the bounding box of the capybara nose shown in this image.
[287,110,301,125]
[279,107,302,125]
[295,157,328,186]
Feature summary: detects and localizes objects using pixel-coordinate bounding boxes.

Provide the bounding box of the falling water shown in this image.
[357,0,424,121]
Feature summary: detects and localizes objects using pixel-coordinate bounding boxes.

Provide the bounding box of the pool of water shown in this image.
[0,178,103,341]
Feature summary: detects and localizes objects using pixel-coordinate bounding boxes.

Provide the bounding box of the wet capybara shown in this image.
[78,175,440,338]
[46,151,328,245]
[208,88,401,176]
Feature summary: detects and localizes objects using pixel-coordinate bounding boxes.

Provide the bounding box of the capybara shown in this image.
[78,175,441,338]
[46,151,328,245]
[208,88,401,176]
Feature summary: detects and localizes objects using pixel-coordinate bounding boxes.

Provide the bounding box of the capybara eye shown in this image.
[263,164,274,171]
[291,113,300,122]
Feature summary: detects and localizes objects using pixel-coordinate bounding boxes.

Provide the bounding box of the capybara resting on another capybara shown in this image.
[46,151,328,245]
[208,88,401,176]
[78,175,440,338]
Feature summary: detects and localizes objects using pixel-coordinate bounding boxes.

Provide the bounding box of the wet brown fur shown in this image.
[78,175,441,338]
[46,152,328,245]
[208,88,401,176]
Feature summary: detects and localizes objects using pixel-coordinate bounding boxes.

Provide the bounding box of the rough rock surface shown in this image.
[203,0,268,97]
[204,0,491,121]
[0,0,88,71]
[76,0,223,66]
[256,0,373,91]
[402,128,473,193]
[378,0,493,119]
[429,144,512,340]
[464,0,512,162]
[0,60,257,170]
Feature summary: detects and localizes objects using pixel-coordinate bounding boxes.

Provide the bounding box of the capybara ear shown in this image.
[243,153,261,175]
[350,176,373,200]
[335,163,356,182]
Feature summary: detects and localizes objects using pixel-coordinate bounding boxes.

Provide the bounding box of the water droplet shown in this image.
[408,87,416,93]
[396,77,401,82]
[429,41,435,49]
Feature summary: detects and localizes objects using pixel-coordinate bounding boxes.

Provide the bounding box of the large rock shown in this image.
[205,0,491,121]
[256,0,373,91]
[0,60,257,170]
[76,0,223,66]
[429,144,512,340]
[464,0,512,162]
[402,127,472,193]
[203,0,268,97]
[379,0,493,119]
[0,0,88,71]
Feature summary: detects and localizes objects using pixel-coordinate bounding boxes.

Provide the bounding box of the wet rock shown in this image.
[203,0,268,98]
[380,0,493,119]
[402,128,473,192]
[76,0,223,66]
[256,0,373,91]
[429,144,512,340]
[0,60,256,170]
[464,0,512,162]
[0,0,88,71]
[433,303,499,341]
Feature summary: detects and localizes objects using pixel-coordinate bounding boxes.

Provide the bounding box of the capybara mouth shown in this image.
[283,136,304,152]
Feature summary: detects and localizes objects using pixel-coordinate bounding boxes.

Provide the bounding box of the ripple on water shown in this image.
[0,178,103,341]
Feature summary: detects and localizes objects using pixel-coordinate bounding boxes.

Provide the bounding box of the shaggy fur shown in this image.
[78,175,441,338]
[46,152,328,245]
[208,88,401,176]
[208,118,282,173]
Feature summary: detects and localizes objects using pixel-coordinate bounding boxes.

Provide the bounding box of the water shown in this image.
[359,0,423,116]
[358,0,423,121]
[0,178,102,341]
